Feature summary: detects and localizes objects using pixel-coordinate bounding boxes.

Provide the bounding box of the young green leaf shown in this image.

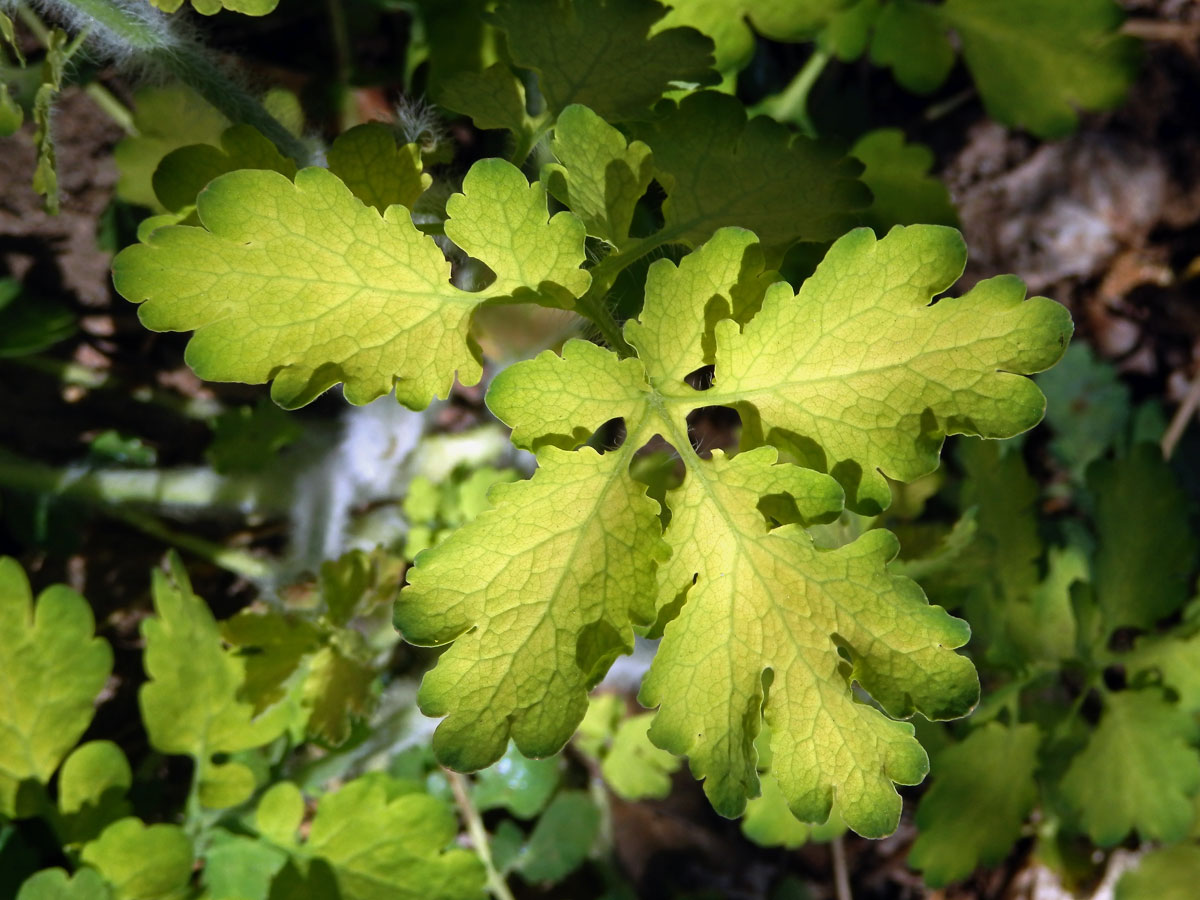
[402,223,1066,836]
[940,0,1140,138]
[257,777,486,899]
[473,744,561,818]
[542,105,654,249]
[80,818,193,900]
[0,558,112,818]
[31,29,68,214]
[909,722,1041,886]
[152,124,298,214]
[631,91,871,260]
[325,123,432,214]
[492,0,719,123]
[1059,689,1200,846]
[868,0,955,94]
[577,695,680,800]
[57,742,133,846]
[139,556,289,809]
[1116,844,1200,900]
[1037,343,1131,479]
[742,774,843,849]
[113,158,589,409]
[201,829,289,900]
[1090,444,1196,633]
[850,129,959,234]
[437,63,533,136]
[515,791,600,883]
[16,868,112,900]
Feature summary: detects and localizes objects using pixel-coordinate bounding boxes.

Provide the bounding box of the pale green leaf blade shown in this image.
[640,450,975,836]
[326,123,432,214]
[396,446,668,771]
[301,646,376,746]
[152,124,298,213]
[486,339,648,450]
[57,741,133,845]
[1128,630,1200,714]
[0,558,113,817]
[625,226,772,386]
[16,869,111,900]
[631,91,871,259]
[711,226,1072,512]
[492,0,719,122]
[301,777,486,899]
[601,713,680,800]
[114,159,588,409]
[1090,444,1196,632]
[202,829,289,900]
[850,129,958,234]
[909,722,1040,886]
[941,0,1141,138]
[542,105,653,247]
[1116,844,1200,900]
[1037,342,1130,478]
[138,556,287,804]
[742,774,842,849]
[0,84,23,136]
[80,819,193,900]
[1060,689,1200,846]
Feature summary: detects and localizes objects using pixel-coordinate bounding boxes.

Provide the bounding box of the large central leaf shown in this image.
[397,224,1070,837]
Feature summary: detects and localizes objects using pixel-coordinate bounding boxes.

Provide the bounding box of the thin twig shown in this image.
[831,834,853,900]
[1162,367,1200,459]
[446,769,517,900]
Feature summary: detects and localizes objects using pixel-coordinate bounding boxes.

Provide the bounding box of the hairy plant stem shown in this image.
[1162,367,1200,459]
[446,769,517,900]
[831,834,853,900]
[23,0,311,161]
[508,114,552,167]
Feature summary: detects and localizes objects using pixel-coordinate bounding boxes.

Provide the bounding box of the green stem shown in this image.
[508,114,553,167]
[110,506,277,581]
[26,0,312,162]
[760,49,829,138]
[85,82,135,133]
[446,770,517,900]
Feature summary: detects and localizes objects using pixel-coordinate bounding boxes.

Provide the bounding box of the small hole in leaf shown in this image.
[684,364,714,391]
[685,405,740,459]
[591,417,626,453]
[1102,665,1126,692]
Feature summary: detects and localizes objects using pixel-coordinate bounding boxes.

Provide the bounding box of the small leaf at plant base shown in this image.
[1127,630,1200,715]
[16,868,112,900]
[57,742,133,846]
[152,125,297,215]
[202,829,290,900]
[630,91,870,261]
[602,713,680,801]
[258,776,486,899]
[0,84,22,136]
[491,0,719,123]
[940,0,1141,138]
[114,86,230,211]
[909,722,1040,886]
[1060,689,1200,846]
[80,818,193,900]
[710,227,1072,512]
[139,556,289,809]
[0,558,113,818]
[1037,343,1131,479]
[472,743,561,818]
[326,123,432,214]
[542,105,654,248]
[1090,444,1196,633]
[1116,844,1200,900]
[850,129,958,235]
[114,158,589,409]
[516,791,600,884]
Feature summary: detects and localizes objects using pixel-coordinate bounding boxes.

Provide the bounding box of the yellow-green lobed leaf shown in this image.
[114,159,589,409]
